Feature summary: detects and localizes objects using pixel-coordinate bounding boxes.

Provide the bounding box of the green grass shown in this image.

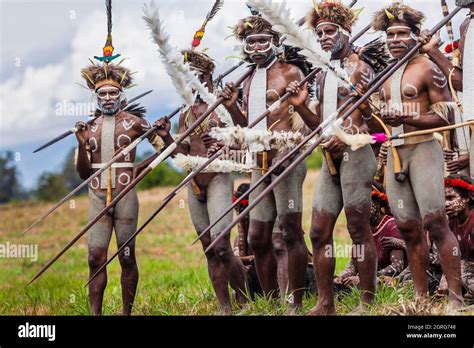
[0,170,472,316]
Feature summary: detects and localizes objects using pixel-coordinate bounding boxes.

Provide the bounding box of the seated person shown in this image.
[437,175,474,302]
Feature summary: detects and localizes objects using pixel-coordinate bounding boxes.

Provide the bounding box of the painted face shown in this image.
[386,23,417,59]
[370,199,384,227]
[96,85,122,115]
[315,23,345,55]
[445,186,469,219]
[244,32,277,66]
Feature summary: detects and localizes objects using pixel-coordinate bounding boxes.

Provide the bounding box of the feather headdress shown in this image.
[247,0,349,82]
[232,15,281,41]
[307,0,358,33]
[142,2,233,126]
[445,175,474,192]
[372,2,425,34]
[81,62,132,91]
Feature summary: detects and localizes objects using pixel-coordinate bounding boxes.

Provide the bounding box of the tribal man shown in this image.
[75,60,163,315]
[219,15,308,310]
[286,1,381,315]
[372,2,463,308]
[156,49,248,313]
[419,0,474,177]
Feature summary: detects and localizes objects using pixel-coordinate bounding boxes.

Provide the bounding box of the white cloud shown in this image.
[0,0,466,149]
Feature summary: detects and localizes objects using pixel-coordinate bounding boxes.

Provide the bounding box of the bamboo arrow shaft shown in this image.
[393,120,474,140]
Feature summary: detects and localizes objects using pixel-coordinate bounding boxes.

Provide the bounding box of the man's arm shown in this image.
[219,81,248,127]
[419,20,468,92]
[74,121,91,180]
[378,250,405,277]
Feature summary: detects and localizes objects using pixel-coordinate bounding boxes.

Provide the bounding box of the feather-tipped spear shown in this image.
[143,2,233,126]
[192,0,224,49]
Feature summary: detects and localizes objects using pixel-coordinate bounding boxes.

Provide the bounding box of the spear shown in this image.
[83,0,362,286]
[32,90,154,154]
[204,5,463,254]
[27,68,254,285]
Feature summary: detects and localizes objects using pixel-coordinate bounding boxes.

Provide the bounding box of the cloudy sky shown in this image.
[0,0,466,188]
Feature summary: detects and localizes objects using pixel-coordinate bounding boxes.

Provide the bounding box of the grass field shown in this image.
[0,170,472,315]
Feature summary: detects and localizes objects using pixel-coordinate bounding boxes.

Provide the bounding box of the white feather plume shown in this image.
[247,0,349,83]
[142,2,234,127]
[210,126,305,152]
[172,153,251,173]
[332,124,375,151]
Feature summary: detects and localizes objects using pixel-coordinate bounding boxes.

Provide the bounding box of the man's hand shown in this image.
[381,108,404,127]
[381,236,405,250]
[219,82,239,108]
[207,142,223,157]
[446,153,469,174]
[286,81,308,107]
[271,152,294,176]
[321,135,346,153]
[342,275,360,287]
[419,29,441,54]
[201,132,217,149]
[154,116,171,138]
[74,121,88,146]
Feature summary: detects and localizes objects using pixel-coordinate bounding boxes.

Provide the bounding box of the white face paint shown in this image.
[385,26,418,42]
[95,86,123,115]
[243,34,273,54]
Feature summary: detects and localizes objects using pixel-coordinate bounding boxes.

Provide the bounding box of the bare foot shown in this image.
[308,303,336,316]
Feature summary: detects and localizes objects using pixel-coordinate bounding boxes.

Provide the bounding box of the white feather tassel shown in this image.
[172,153,251,173]
[210,126,305,152]
[247,0,349,84]
[142,2,234,127]
[332,124,375,151]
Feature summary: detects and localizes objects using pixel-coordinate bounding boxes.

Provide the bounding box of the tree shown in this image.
[36,172,68,202]
[0,151,22,203]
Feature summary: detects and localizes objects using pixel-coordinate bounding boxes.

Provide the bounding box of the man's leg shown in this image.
[113,189,139,316]
[386,146,429,299]
[309,160,343,315]
[87,189,113,315]
[248,169,278,297]
[187,184,231,312]
[273,161,308,309]
[340,145,377,308]
[272,226,289,298]
[410,141,463,307]
[207,174,248,304]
